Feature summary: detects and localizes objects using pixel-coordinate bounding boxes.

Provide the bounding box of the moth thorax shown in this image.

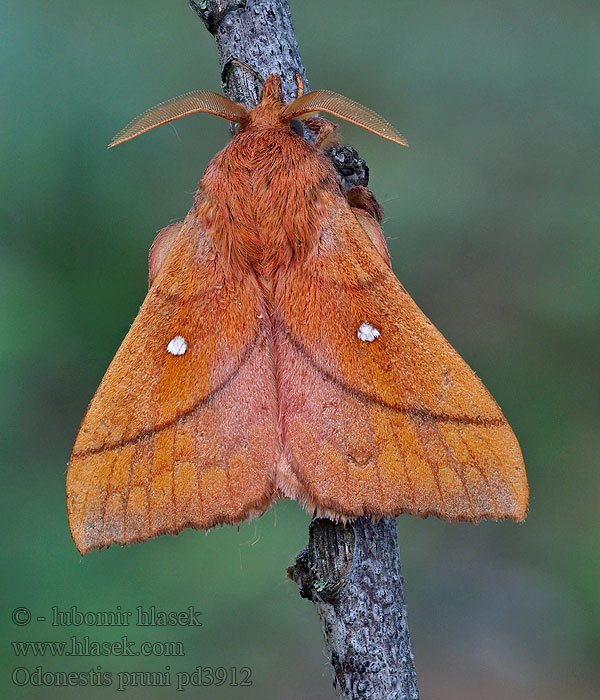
[199,127,335,271]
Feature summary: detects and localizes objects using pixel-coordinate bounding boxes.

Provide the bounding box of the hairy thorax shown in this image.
[197,123,340,276]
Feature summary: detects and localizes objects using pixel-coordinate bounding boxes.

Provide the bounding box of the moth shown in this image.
[67,75,528,554]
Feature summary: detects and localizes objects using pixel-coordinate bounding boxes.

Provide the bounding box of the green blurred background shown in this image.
[2,1,599,698]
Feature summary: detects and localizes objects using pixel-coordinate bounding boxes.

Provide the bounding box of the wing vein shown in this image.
[432,421,475,517]
[386,413,417,510]
[412,420,446,509]
[170,425,179,529]
[100,452,119,539]
[401,452,417,511]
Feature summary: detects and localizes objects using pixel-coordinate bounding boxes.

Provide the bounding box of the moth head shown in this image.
[259,74,285,105]
[243,74,289,128]
[252,74,407,147]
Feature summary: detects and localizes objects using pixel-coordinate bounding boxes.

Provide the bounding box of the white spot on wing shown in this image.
[357,322,380,342]
[167,335,188,356]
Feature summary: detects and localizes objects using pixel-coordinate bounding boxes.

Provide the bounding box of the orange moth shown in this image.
[67,75,528,554]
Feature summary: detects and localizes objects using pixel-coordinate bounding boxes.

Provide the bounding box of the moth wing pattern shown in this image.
[273,198,528,522]
[67,202,278,554]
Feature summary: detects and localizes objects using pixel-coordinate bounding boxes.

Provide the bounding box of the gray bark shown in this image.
[190,0,307,105]
[288,518,418,700]
[190,2,419,698]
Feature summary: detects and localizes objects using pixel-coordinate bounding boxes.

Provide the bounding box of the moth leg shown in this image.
[303,117,340,150]
[351,206,391,267]
[148,222,183,287]
[347,185,383,223]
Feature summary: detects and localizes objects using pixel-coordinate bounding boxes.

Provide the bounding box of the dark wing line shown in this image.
[284,328,506,427]
[71,333,261,459]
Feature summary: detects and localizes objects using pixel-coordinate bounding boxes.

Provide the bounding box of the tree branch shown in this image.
[287,518,418,699]
[190,0,307,105]
[190,2,419,697]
